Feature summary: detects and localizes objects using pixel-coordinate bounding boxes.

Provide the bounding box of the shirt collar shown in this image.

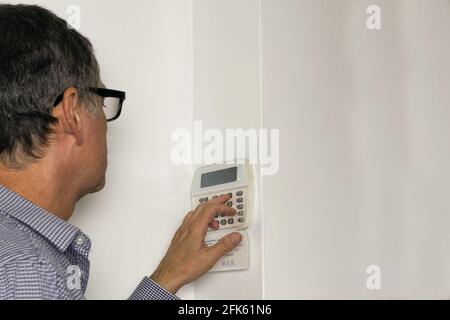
[0,185,88,252]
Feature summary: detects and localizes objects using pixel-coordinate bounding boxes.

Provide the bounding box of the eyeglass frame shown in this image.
[53,87,126,122]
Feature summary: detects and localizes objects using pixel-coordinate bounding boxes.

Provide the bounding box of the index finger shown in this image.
[206,193,232,205]
[194,204,236,234]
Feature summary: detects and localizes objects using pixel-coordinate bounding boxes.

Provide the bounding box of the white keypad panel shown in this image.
[193,188,247,231]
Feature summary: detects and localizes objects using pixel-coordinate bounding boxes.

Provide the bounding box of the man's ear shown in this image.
[53,87,84,146]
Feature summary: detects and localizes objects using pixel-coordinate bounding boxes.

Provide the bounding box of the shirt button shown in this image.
[75,235,85,246]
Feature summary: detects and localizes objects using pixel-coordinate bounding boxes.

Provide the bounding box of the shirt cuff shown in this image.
[129,277,180,300]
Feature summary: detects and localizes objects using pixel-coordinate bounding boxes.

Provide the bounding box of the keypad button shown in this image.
[212,195,218,199]
[226,201,233,207]
[236,191,243,197]
[228,218,234,224]
[220,213,226,217]
[238,218,245,223]
[199,198,204,203]
[237,211,244,216]
[220,219,227,226]
[237,198,243,203]
[228,193,233,198]
[214,213,219,219]
[204,197,209,202]
[237,204,244,210]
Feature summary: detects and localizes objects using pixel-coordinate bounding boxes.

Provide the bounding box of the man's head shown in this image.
[0,4,107,197]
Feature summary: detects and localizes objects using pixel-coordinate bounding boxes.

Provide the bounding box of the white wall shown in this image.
[261,0,450,299]
[191,0,263,300]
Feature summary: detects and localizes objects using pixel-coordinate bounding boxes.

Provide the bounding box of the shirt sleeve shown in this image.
[128,277,179,300]
[0,256,68,300]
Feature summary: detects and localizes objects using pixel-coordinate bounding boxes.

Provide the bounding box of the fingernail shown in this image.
[231,233,242,245]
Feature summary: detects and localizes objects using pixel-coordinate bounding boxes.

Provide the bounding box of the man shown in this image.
[0,4,242,300]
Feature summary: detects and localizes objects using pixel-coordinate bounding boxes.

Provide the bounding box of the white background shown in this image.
[4,0,450,299]
[262,0,450,299]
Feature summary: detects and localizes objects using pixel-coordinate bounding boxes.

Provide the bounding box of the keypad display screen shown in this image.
[201,167,237,188]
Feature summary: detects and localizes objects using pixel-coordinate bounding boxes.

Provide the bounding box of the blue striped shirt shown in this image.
[0,185,178,300]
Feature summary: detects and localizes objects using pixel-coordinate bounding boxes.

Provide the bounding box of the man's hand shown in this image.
[150,195,242,294]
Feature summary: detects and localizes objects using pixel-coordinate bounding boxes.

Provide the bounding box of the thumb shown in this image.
[208,232,242,261]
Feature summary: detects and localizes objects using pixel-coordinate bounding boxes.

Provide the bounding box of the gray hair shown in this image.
[0,4,101,168]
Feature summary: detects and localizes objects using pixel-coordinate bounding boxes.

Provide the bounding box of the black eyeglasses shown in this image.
[53,87,126,122]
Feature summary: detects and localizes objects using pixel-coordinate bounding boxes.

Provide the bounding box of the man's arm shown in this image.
[128,195,242,300]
